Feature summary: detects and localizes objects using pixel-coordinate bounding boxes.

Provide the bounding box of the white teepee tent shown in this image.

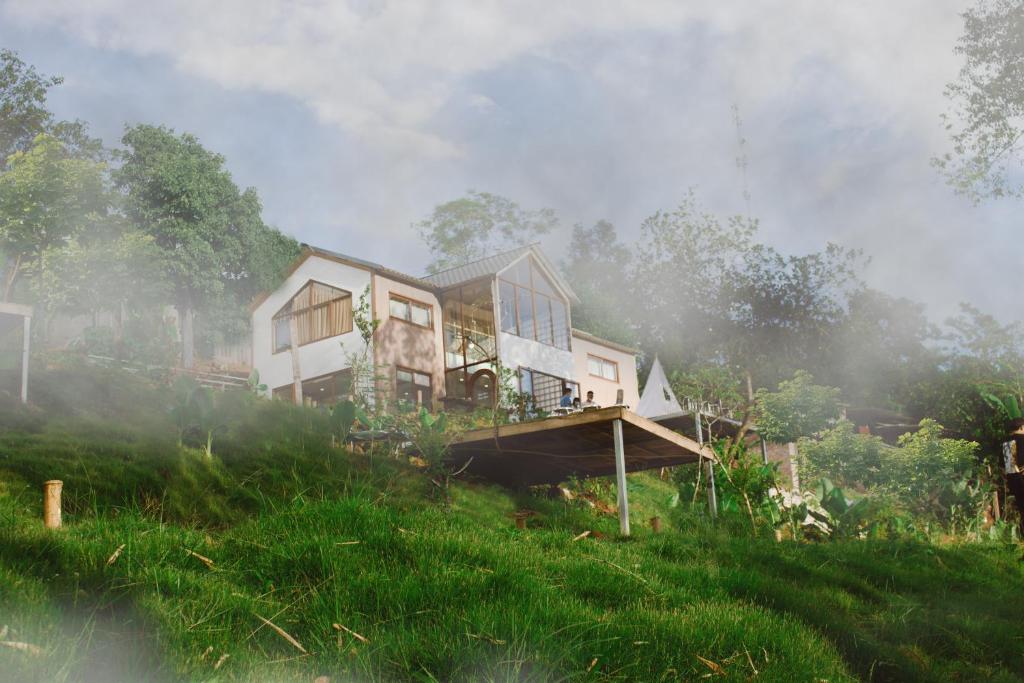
[636,356,682,418]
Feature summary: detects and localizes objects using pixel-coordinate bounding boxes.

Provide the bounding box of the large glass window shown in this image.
[273,281,352,352]
[441,282,498,407]
[498,257,570,350]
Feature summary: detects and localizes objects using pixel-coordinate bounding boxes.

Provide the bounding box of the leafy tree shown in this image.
[935,0,1024,201]
[887,419,982,523]
[723,241,863,392]
[115,125,298,367]
[561,220,636,345]
[799,420,887,490]
[0,134,110,301]
[0,49,102,164]
[417,191,557,273]
[755,370,841,443]
[628,194,755,375]
[0,49,61,162]
[28,227,163,336]
[828,289,938,407]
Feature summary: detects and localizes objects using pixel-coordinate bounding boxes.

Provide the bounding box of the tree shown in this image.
[561,220,636,345]
[755,370,841,443]
[828,289,938,407]
[417,191,557,273]
[0,49,61,163]
[629,193,755,370]
[0,134,110,301]
[935,0,1024,201]
[115,125,298,367]
[0,49,102,165]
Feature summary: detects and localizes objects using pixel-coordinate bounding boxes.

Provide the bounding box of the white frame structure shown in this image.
[0,302,32,404]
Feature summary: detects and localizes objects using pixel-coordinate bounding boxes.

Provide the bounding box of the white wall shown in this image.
[498,332,574,381]
[571,334,640,408]
[251,255,372,394]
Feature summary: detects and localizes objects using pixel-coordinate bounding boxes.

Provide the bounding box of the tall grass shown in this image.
[0,365,1022,681]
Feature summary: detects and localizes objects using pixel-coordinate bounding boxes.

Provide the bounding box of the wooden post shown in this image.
[697,411,717,518]
[759,436,769,466]
[289,316,303,405]
[20,314,29,404]
[43,480,62,529]
[612,418,630,536]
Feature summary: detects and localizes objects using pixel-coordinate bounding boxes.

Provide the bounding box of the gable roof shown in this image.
[423,244,579,303]
[249,244,436,311]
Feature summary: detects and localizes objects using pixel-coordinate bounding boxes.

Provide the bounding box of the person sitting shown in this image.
[582,390,600,408]
[572,397,582,410]
[559,387,574,408]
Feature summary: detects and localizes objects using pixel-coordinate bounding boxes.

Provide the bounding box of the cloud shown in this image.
[6,0,1010,322]
[2,1,965,160]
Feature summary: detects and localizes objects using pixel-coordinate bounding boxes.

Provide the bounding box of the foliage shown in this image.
[669,364,746,414]
[798,420,886,490]
[114,124,299,365]
[809,479,887,538]
[935,0,1024,201]
[560,220,637,346]
[887,419,983,523]
[800,419,986,529]
[418,190,557,273]
[0,134,111,301]
[755,370,841,443]
[1,366,1024,680]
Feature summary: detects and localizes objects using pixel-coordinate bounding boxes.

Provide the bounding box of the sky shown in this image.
[0,0,1017,324]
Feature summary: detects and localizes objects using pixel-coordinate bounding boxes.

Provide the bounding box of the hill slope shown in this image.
[0,365,1022,681]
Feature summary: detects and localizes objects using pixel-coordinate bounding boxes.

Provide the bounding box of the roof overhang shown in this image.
[446,406,713,486]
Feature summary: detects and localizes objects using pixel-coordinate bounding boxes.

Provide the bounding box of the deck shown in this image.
[446,406,714,486]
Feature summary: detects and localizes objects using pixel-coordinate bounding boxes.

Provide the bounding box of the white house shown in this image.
[249,243,639,413]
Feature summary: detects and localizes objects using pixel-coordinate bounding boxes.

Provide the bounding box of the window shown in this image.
[272,369,353,407]
[273,281,353,352]
[396,367,433,411]
[519,367,577,413]
[587,354,619,382]
[498,256,570,350]
[389,294,432,328]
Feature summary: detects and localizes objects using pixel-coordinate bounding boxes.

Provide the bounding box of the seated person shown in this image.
[582,390,600,408]
[559,387,574,408]
[572,397,582,410]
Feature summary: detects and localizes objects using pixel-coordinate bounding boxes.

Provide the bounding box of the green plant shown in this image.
[246,368,267,394]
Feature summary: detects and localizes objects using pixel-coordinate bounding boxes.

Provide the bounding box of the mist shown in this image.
[0,0,1014,326]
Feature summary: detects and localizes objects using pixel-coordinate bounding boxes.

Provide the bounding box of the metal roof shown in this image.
[423,244,579,302]
[421,245,534,289]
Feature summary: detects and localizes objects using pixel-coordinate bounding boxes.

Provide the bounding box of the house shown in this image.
[249,243,640,413]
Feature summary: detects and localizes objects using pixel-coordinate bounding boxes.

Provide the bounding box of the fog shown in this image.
[0,0,1015,328]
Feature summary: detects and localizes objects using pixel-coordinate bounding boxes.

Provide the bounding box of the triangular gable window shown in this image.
[273,281,353,352]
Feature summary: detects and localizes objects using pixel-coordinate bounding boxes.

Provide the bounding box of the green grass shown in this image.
[1,364,1023,681]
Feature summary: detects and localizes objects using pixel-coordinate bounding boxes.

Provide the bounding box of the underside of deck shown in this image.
[446,406,713,486]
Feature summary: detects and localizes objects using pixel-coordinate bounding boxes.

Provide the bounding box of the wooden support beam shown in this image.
[613,418,630,536]
[760,436,769,466]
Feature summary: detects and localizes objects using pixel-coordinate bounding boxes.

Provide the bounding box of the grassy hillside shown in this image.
[1,364,1023,681]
